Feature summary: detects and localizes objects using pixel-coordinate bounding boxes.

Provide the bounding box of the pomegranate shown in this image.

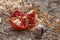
[6,9,38,30]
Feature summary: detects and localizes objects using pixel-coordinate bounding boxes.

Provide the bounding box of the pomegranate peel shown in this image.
[6,9,38,30]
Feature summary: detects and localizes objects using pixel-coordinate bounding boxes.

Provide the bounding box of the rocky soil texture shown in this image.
[0,0,60,40]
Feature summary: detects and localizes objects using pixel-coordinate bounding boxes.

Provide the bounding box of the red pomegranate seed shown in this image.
[20,16,29,28]
[11,10,24,17]
[27,13,36,24]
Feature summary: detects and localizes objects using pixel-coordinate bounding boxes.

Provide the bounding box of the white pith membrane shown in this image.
[22,16,26,18]
[12,18,21,26]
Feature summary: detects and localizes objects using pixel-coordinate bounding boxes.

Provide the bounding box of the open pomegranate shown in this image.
[6,9,38,30]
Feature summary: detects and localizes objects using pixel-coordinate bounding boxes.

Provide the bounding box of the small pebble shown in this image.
[32,24,46,39]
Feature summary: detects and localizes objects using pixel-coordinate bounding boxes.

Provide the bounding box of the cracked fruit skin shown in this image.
[27,13,36,29]
[7,10,37,30]
[8,20,25,30]
[11,10,24,17]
